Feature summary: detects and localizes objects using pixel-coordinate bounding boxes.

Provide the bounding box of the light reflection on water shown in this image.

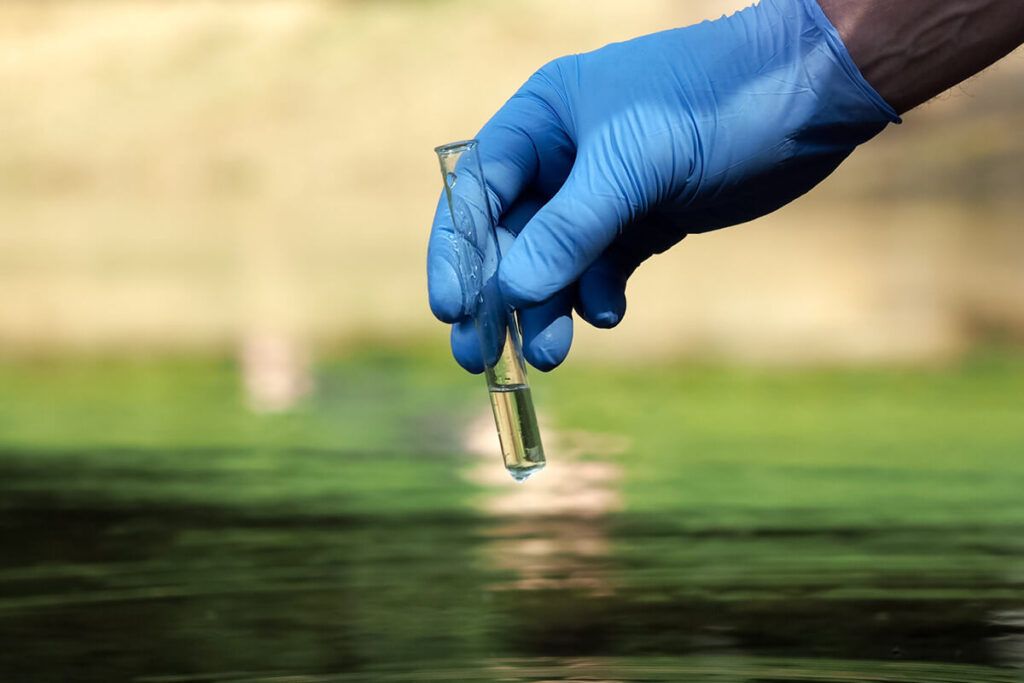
[0,443,1022,681]
[463,411,627,596]
[127,657,1024,682]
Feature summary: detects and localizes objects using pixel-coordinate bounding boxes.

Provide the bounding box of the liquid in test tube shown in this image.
[435,140,546,481]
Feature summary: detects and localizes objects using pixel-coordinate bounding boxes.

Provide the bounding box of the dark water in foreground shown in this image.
[1,356,1023,681]
[1,479,1022,681]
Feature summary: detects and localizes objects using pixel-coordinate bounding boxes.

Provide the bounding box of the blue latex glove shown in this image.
[428,0,899,373]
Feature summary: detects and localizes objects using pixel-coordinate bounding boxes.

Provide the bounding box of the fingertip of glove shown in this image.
[577,271,627,329]
[523,315,573,372]
[455,355,485,375]
[427,260,465,323]
[450,321,485,374]
[586,309,623,329]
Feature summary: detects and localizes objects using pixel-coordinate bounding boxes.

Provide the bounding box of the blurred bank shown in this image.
[0,0,1022,363]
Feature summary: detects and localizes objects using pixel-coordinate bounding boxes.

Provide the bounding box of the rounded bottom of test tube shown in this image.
[506,462,545,483]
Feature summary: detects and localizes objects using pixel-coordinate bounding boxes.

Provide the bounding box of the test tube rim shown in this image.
[434,139,479,157]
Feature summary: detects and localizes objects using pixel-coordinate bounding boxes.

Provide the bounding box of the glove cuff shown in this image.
[797,0,902,124]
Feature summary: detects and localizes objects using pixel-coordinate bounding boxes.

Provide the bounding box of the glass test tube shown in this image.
[435,140,546,482]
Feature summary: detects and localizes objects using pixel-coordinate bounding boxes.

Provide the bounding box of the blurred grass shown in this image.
[1,346,1021,528]
[0,346,478,516]
[546,351,1024,528]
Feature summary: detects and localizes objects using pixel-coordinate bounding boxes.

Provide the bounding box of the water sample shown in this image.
[435,139,546,482]
[490,384,544,481]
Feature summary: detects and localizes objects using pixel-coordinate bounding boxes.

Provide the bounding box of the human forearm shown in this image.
[818,0,1024,113]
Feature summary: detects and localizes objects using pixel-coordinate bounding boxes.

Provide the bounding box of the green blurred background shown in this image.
[0,1,1022,680]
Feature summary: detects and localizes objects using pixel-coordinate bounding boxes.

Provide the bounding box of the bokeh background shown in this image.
[1,2,1023,681]
[2,0,1022,362]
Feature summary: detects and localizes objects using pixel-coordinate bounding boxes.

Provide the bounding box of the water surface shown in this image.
[0,353,1021,681]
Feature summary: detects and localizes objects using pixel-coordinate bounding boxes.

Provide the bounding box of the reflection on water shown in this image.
[283,657,1024,682]
[463,411,628,595]
[992,610,1024,669]
[0,442,1022,681]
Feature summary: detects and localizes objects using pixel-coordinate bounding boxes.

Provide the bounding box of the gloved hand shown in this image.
[428,0,900,373]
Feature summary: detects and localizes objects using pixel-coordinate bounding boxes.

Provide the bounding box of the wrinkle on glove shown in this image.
[428,0,899,371]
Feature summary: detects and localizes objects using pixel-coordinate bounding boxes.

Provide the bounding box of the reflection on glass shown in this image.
[436,139,546,481]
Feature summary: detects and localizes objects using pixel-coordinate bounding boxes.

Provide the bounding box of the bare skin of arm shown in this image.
[817,0,1024,113]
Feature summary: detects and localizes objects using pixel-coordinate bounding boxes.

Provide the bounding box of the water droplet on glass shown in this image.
[445,172,457,188]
